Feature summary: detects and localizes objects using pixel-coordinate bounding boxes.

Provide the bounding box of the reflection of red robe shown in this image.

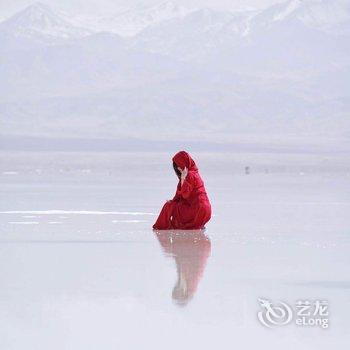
[155,230,211,304]
[153,151,211,230]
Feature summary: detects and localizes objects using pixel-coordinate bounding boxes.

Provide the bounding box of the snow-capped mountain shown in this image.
[0,2,91,43]
[129,0,350,62]
[2,0,349,43]
[68,1,194,37]
[129,7,261,60]
[0,0,349,144]
[251,0,350,33]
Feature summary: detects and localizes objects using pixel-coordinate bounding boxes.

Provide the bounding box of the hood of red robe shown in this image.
[172,151,198,171]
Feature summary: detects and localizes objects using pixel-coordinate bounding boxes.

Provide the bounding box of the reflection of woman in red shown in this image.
[153,151,211,230]
[155,230,211,306]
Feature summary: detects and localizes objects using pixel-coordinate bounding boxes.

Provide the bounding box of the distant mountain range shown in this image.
[69,1,194,37]
[0,1,349,145]
[2,1,349,41]
[0,2,91,43]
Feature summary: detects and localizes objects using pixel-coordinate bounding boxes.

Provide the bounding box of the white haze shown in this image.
[0,0,349,149]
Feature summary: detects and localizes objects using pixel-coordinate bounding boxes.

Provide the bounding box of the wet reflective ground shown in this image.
[1,151,349,349]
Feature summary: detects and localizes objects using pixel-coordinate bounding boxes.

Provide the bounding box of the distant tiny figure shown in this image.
[153,151,211,230]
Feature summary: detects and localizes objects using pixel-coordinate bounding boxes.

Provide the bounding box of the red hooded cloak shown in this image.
[153,151,211,230]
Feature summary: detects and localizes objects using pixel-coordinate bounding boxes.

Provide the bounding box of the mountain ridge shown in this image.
[1,0,350,40]
[0,0,349,144]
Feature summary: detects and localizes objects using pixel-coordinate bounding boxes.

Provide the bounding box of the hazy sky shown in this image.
[0,0,284,19]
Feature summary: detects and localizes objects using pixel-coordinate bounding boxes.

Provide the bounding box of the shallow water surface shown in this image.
[0,151,349,349]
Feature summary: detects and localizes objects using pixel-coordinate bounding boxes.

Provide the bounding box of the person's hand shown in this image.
[178,166,188,184]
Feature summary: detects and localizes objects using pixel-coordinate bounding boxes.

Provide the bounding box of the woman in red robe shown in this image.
[153,151,211,230]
